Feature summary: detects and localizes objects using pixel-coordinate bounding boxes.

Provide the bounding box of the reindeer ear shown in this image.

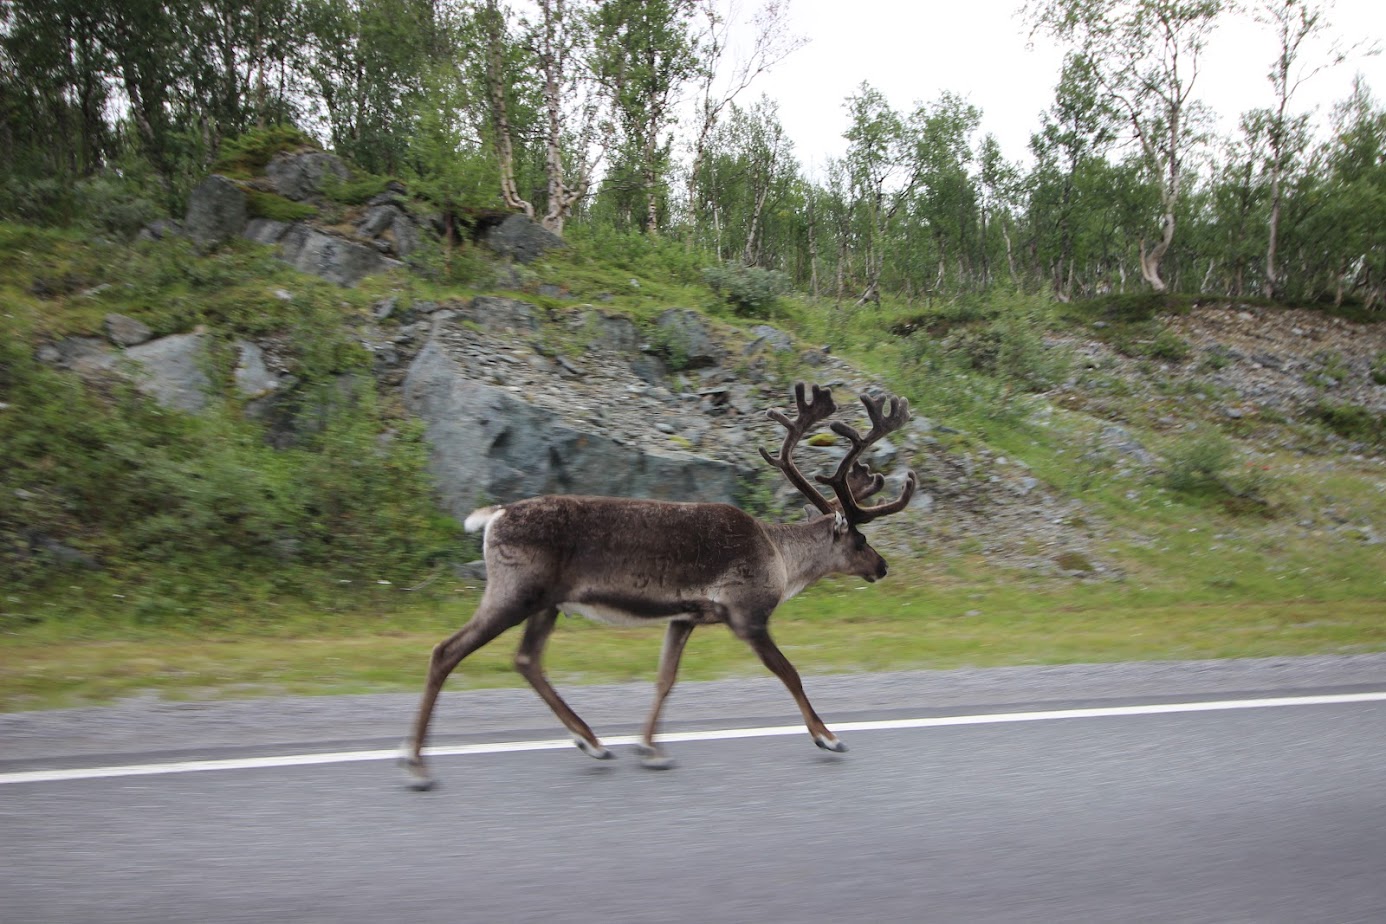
[832,511,849,536]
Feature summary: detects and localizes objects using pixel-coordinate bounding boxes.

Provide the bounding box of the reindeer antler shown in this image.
[759,382,839,515]
[815,390,917,525]
[762,383,917,525]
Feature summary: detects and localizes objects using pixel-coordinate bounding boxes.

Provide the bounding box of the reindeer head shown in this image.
[760,383,918,583]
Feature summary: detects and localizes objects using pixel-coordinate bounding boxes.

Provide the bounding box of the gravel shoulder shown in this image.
[5,654,1385,765]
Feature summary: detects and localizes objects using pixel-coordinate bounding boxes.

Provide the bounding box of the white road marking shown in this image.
[3,691,1384,786]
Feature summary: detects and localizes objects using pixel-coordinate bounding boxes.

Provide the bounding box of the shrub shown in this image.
[702,262,791,318]
[319,172,394,205]
[214,125,316,178]
[1372,352,1386,386]
[1311,400,1385,446]
[1164,431,1236,494]
[245,189,318,222]
[1144,327,1192,362]
[1306,350,1352,388]
[939,312,1070,394]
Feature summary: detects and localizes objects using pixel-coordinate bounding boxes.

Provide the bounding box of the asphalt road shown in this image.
[3,657,1386,923]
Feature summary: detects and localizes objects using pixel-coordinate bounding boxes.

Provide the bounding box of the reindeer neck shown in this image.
[764,515,841,602]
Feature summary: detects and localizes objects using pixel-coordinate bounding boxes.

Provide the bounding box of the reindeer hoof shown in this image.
[815,734,848,754]
[574,737,614,760]
[398,755,437,791]
[635,744,676,770]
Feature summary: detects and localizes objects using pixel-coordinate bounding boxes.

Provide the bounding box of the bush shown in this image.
[319,172,394,206]
[702,262,791,318]
[1164,431,1236,494]
[1311,401,1385,446]
[214,125,316,178]
[565,224,707,285]
[245,189,318,222]
[941,317,1068,393]
[1144,327,1192,362]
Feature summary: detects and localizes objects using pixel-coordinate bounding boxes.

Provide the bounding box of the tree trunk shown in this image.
[485,0,534,219]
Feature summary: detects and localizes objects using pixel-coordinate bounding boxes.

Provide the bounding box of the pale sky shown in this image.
[739,0,1386,174]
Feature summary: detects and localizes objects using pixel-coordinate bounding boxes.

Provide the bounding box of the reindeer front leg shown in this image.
[737,624,847,754]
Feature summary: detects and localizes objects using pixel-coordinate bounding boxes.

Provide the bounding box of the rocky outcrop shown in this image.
[653,308,725,369]
[403,338,742,517]
[484,213,567,264]
[276,224,401,287]
[184,175,247,249]
[264,151,349,200]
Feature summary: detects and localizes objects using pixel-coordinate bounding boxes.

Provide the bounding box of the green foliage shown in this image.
[1371,352,1386,386]
[942,314,1070,392]
[1306,350,1352,388]
[245,189,318,222]
[0,170,166,234]
[702,262,790,317]
[214,126,317,179]
[1311,401,1385,446]
[0,333,459,595]
[1164,431,1237,494]
[1143,327,1193,362]
[564,224,709,287]
[893,294,1070,416]
[1152,430,1274,517]
[319,172,394,206]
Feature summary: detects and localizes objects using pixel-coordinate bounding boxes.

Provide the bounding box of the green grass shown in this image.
[4,572,1383,712]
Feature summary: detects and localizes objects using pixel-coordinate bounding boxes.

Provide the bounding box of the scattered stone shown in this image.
[103,314,153,347]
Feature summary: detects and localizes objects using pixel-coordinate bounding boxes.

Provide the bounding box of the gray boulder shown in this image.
[39,331,211,413]
[461,296,539,333]
[233,341,282,399]
[403,339,741,519]
[277,224,401,286]
[748,324,794,353]
[574,309,642,353]
[125,332,212,413]
[243,218,290,245]
[36,337,112,374]
[485,214,567,264]
[358,204,401,238]
[184,175,247,249]
[654,308,725,369]
[264,151,349,201]
[391,213,421,258]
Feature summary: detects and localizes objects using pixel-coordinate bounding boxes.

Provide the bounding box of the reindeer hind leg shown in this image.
[401,600,530,790]
[514,606,613,761]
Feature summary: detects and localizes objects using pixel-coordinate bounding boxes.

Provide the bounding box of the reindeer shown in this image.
[401,382,917,789]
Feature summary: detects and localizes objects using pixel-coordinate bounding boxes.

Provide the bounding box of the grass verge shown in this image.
[4,576,1384,712]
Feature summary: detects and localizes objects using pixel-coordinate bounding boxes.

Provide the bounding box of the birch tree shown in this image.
[1253,0,1361,297]
[1027,0,1224,292]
